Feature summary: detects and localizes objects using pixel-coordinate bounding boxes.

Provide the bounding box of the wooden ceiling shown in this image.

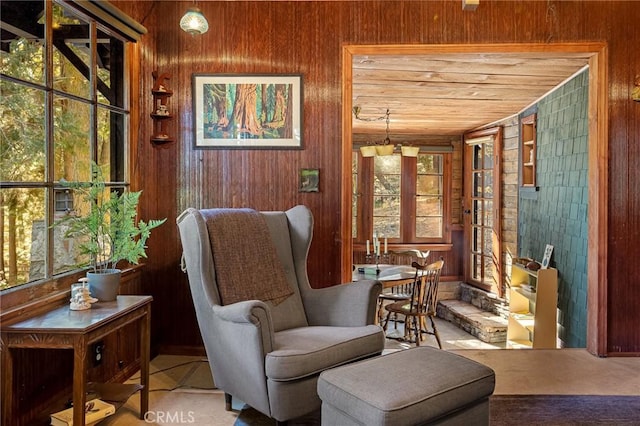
[351,52,591,145]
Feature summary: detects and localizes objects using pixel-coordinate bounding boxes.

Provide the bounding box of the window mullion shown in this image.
[90,20,98,164]
[45,0,55,280]
[360,156,374,242]
[402,156,417,242]
[443,153,453,244]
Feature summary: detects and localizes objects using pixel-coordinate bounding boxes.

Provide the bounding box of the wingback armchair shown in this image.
[177,205,385,424]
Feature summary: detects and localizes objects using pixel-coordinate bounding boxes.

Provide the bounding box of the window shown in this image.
[0,0,142,292]
[353,151,452,246]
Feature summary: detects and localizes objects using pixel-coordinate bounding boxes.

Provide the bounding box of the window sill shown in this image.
[354,243,454,252]
[0,264,144,325]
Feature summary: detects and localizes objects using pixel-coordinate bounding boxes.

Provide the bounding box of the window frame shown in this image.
[353,150,453,249]
[0,0,143,314]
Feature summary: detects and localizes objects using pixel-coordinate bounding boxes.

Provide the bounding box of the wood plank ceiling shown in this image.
[351,52,591,146]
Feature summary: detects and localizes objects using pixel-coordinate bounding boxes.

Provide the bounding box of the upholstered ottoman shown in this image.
[317,346,495,426]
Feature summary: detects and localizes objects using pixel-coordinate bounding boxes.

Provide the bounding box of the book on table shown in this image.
[50,398,115,426]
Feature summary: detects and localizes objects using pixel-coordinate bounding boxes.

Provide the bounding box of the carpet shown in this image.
[489,395,640,425]
[235,395,640,425]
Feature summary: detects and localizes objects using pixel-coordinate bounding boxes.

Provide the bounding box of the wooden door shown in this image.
[463,128,502,295]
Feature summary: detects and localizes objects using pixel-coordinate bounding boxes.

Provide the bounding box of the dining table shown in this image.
[352,264,419,289]
[353,263,430,328]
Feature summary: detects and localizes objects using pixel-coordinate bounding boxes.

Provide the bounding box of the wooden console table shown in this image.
[1,295,152,426]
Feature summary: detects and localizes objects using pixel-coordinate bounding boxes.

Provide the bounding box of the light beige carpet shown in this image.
[100,356,238,426]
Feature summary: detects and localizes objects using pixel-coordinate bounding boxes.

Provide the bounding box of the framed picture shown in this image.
[192,74,303,149]
[541,244,554,269]
[299,168,319,192]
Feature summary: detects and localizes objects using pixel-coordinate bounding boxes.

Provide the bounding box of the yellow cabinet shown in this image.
[507,264,558,349]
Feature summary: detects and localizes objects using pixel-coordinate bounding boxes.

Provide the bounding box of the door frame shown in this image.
[341,42,608,356]
[462,127,503,296]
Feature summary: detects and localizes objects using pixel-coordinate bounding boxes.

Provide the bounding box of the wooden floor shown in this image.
[101,317,640,425]
[385,317,640,396]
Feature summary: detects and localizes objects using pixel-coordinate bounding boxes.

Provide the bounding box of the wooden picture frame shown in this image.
[299,168,319,192]
[192,74,303,149]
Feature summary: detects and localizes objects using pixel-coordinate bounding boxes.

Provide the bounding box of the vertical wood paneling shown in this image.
[110,1,640,355]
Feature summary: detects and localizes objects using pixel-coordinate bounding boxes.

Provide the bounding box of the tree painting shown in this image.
[202,81,294,141]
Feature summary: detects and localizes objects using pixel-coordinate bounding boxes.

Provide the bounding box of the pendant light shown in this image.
[180,6,209,35]
[400,145,420,157]
[375,110,394,155]
[354,107,395,157]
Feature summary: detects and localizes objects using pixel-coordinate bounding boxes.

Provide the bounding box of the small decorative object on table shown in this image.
[526,260,541,271]
[364,233,389,274]
[512,257,533,266]
[69,278,98,310]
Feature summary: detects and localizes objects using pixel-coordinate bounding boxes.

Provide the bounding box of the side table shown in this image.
[1,295,152,426]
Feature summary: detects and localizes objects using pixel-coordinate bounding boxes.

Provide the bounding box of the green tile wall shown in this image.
[518,69,589,348]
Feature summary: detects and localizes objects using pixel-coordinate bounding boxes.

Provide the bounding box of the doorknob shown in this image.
[463,209,471,214]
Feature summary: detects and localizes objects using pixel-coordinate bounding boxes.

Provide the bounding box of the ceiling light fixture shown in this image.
[353,107,395,157]
[353,107,420,157]
[400,145,420,157]
[180,6,209,35]
[462,0,479,11]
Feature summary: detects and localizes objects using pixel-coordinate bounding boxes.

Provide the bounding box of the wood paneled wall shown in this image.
[113,1,640,355]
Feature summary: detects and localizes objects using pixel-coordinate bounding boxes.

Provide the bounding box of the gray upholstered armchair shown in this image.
[177,205,385,424]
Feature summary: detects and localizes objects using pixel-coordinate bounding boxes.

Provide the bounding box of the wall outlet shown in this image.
[92,341,104,366]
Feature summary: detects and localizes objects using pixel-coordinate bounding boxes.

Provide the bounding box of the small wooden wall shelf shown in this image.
[151,71,174,146]
[520,113,537,187]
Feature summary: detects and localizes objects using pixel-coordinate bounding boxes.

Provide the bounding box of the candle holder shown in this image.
[365,253,387,275]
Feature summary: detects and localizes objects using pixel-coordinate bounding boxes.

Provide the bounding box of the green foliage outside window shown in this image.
[1,2,128,290]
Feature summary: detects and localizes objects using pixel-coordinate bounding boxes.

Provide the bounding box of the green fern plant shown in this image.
[55,163,166,273]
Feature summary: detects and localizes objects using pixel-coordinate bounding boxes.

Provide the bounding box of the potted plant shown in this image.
[55,163,166,301]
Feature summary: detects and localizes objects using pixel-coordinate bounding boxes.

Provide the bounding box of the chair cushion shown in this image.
[266,325,384,381]
[379,293,411,301]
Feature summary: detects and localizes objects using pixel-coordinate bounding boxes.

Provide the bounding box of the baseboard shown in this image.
[158,344,206,357]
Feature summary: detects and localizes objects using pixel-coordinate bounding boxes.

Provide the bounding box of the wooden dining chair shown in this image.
[375,250,430,326]
[382,259,445,348]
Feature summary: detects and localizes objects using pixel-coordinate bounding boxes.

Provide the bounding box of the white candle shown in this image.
[376,240,380,256]
[384,238,388,254]
[366,240,370,255]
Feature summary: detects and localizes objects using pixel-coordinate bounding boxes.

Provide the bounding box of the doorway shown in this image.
[341,42,608,355]
[463,128,502,296]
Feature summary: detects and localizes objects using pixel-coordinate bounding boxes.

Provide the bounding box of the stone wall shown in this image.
[518,69,589,348]
[500,116,520,295]
[29,220,81,279]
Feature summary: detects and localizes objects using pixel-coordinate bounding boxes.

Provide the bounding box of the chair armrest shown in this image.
[212,300,275,353]
[302,280,382,326]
